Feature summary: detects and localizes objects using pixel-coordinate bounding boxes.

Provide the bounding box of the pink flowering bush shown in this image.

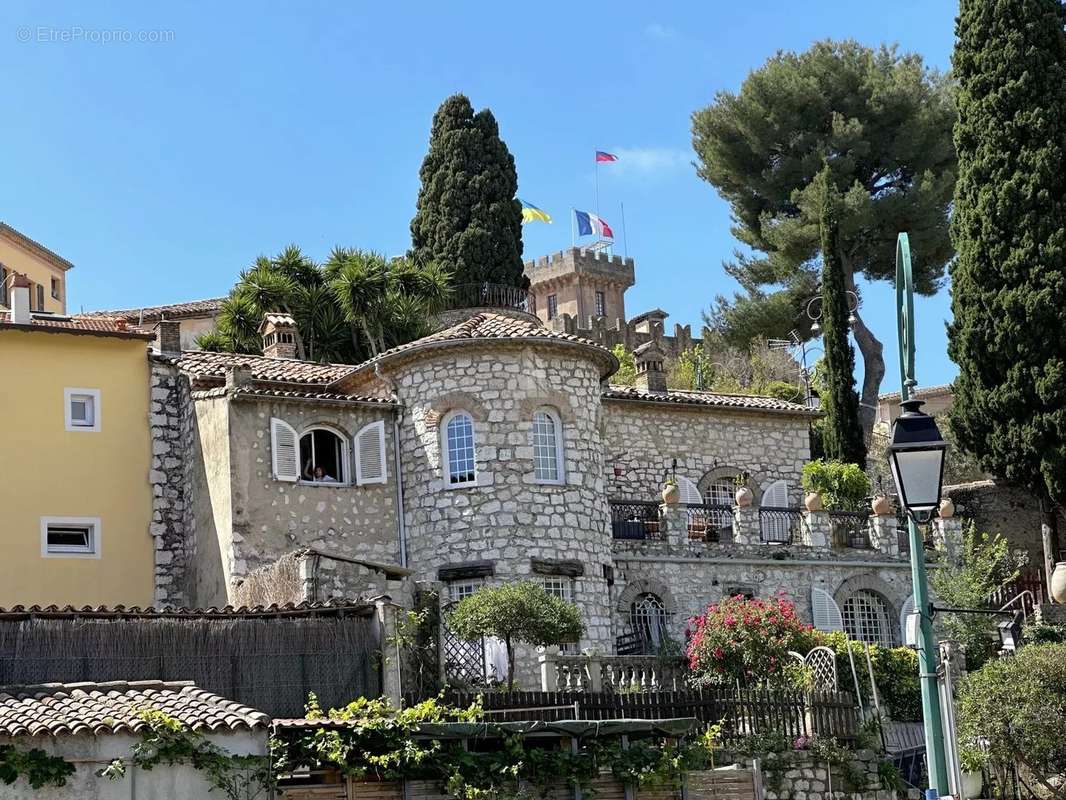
[685,593,819,688]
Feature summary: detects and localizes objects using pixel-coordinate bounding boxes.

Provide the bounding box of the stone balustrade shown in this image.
[540,648,687,692]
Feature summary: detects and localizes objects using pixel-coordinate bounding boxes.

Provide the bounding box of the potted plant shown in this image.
[958,745,986,799]
[661,477,680,505]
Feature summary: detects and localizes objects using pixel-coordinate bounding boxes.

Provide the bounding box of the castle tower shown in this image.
[523,248,635,329]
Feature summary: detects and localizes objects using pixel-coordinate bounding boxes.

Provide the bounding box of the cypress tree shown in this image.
[410,94,525,287]
[949,0,1066,523]
[817,169,866,468]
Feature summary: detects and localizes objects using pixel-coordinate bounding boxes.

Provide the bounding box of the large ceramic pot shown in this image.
[661,482,680,506]
[872,495,893,516]
[735,486,754,508]
[804,492,823,512]
[961,770,983,800]
[1051,562,1066,605]
[939,497,956,518]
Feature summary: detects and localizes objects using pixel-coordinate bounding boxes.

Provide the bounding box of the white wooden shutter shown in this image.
[355,420,387,485]
[899,594,916,646]
[677,475,703,504]
[271,417,300,482]
[762,479,789,507]
[811,587,844,632]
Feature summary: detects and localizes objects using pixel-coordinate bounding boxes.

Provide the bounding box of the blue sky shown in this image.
[2,0,959,389]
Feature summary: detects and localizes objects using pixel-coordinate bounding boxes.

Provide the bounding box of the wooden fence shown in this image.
[420,688,859,742]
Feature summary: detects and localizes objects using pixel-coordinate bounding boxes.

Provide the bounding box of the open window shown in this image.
[300,427,349,484]
[41,517,100,558]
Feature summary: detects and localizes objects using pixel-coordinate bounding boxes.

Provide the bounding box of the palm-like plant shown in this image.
[197,245,452,364]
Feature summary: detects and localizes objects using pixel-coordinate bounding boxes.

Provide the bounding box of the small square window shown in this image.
[41,517,101,558]
[448,579,483,604]
[65,388,100,432]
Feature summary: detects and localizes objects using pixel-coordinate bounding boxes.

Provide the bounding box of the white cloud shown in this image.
[608,147,692,178]
[644,22,678,40]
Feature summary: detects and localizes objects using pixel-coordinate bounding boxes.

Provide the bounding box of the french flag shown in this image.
[574,209,614,239]
[596,151,619,163]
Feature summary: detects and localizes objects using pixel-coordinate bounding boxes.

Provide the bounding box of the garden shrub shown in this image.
[801,460,871,511]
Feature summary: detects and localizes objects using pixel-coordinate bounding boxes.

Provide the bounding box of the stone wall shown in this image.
[384,344,615,680]
[148,358,193,607]
[718,749,897,800]
[602,401,812,506]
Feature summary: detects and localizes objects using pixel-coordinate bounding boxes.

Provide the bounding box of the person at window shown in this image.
[312,465,338,483]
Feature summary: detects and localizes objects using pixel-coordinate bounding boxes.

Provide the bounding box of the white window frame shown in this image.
[355,420,388,486]
[64,388,101,432]
[41,516,101,558]
[441,410,477,488]
[539,576,578,653]
[531,407,565,485]
[447,578,484,604]
[299,425,351,486]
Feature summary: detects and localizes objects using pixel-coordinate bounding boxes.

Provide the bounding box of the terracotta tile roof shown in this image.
[340,312,617,380]
[82,297,225,321]
[878,383,954,401]
[0,222,74,271]
[0,599,376,619]
[602,385,819,416]
[192,386,394,406]
[177,350,355,385]
[0,312,154,340]
[0,681,269,737]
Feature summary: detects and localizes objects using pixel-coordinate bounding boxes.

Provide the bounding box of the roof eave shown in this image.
[601,393,821,419]
[0,322,155,342]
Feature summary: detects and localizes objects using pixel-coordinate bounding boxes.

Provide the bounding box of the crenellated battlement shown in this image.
[524,247,635,273]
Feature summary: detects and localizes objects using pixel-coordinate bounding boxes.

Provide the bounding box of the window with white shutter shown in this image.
[677,476,703,504]
[355,420,387,485]
[811,586,844,632]
[270,418,300,482]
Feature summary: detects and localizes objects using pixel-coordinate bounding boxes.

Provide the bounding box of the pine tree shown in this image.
[949,0,1066,519]
[817,170,866,468]
[410,94,525,287]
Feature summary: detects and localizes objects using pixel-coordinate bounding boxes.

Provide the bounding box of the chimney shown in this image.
[153,318,181,355]
[259,312,298,359]
[225,364,253,390]
[10,273,30,325]
[633,339,668,393]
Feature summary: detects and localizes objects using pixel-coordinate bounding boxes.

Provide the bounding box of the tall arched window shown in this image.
[300,426,349,484]
[842,590,893,646]
[442,411,477,487]
[631,592,668,650]
[532,408,565,484]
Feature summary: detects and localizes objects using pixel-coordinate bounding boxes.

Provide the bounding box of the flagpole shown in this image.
[620,202,629,260]
[595,155,600,217]
[571,208,575,248]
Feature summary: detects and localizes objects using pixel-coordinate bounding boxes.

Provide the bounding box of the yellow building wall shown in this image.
[0,237,67,314]
[0,329,154,606]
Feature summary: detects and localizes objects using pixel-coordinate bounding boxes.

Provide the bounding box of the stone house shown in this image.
[146,293,928,685]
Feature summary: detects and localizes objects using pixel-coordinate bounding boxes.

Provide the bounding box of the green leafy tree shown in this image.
[612,344,637,385]
[801,459,871,511]
[693,40,956,436]
[665,336,803,397]
[197,246,451,363]
[817,171,866,467]
[957,643,1066,798]
[447,581,583,689]
[930,527,1027,670]
[948,0,1066,553]
[410,94,524,287]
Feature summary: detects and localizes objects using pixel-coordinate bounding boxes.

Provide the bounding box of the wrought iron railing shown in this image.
[829,509,870,548]
[609,500,662,540]
[758,506,802,544]
[681,502,734,543]
[446,283,536,315]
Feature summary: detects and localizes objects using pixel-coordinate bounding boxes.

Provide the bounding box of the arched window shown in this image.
[842,590,893,646]
[631,592,668,650]
[442,411,477,487]
[300,426,349,484]
[532,408,565,484]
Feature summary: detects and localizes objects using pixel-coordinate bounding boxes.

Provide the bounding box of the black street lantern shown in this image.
[887,397,947,524]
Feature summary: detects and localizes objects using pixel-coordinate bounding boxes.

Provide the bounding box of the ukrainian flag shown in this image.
[519,198,552,224]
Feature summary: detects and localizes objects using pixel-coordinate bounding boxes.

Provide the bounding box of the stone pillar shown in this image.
[868,514,899,557]
[298,551,317,602]
[801,510,831,548]
[933,516,965,564]
[733,506,760,546]
[376,599,403,707]
[659,503,688,547]
[539,646,560,691]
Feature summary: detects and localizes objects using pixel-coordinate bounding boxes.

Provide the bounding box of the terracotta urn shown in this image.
[734,486,754,508]
[1051,562,1066,605]
[871,495,893,516]
[661,481,680,506]
[939,497,955,519]
[804,492,823,512]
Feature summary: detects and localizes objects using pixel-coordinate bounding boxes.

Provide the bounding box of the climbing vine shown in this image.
[0,744,74,789]
[98,709,273,799]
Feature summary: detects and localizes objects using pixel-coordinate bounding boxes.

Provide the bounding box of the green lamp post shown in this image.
[887,232,949,793]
